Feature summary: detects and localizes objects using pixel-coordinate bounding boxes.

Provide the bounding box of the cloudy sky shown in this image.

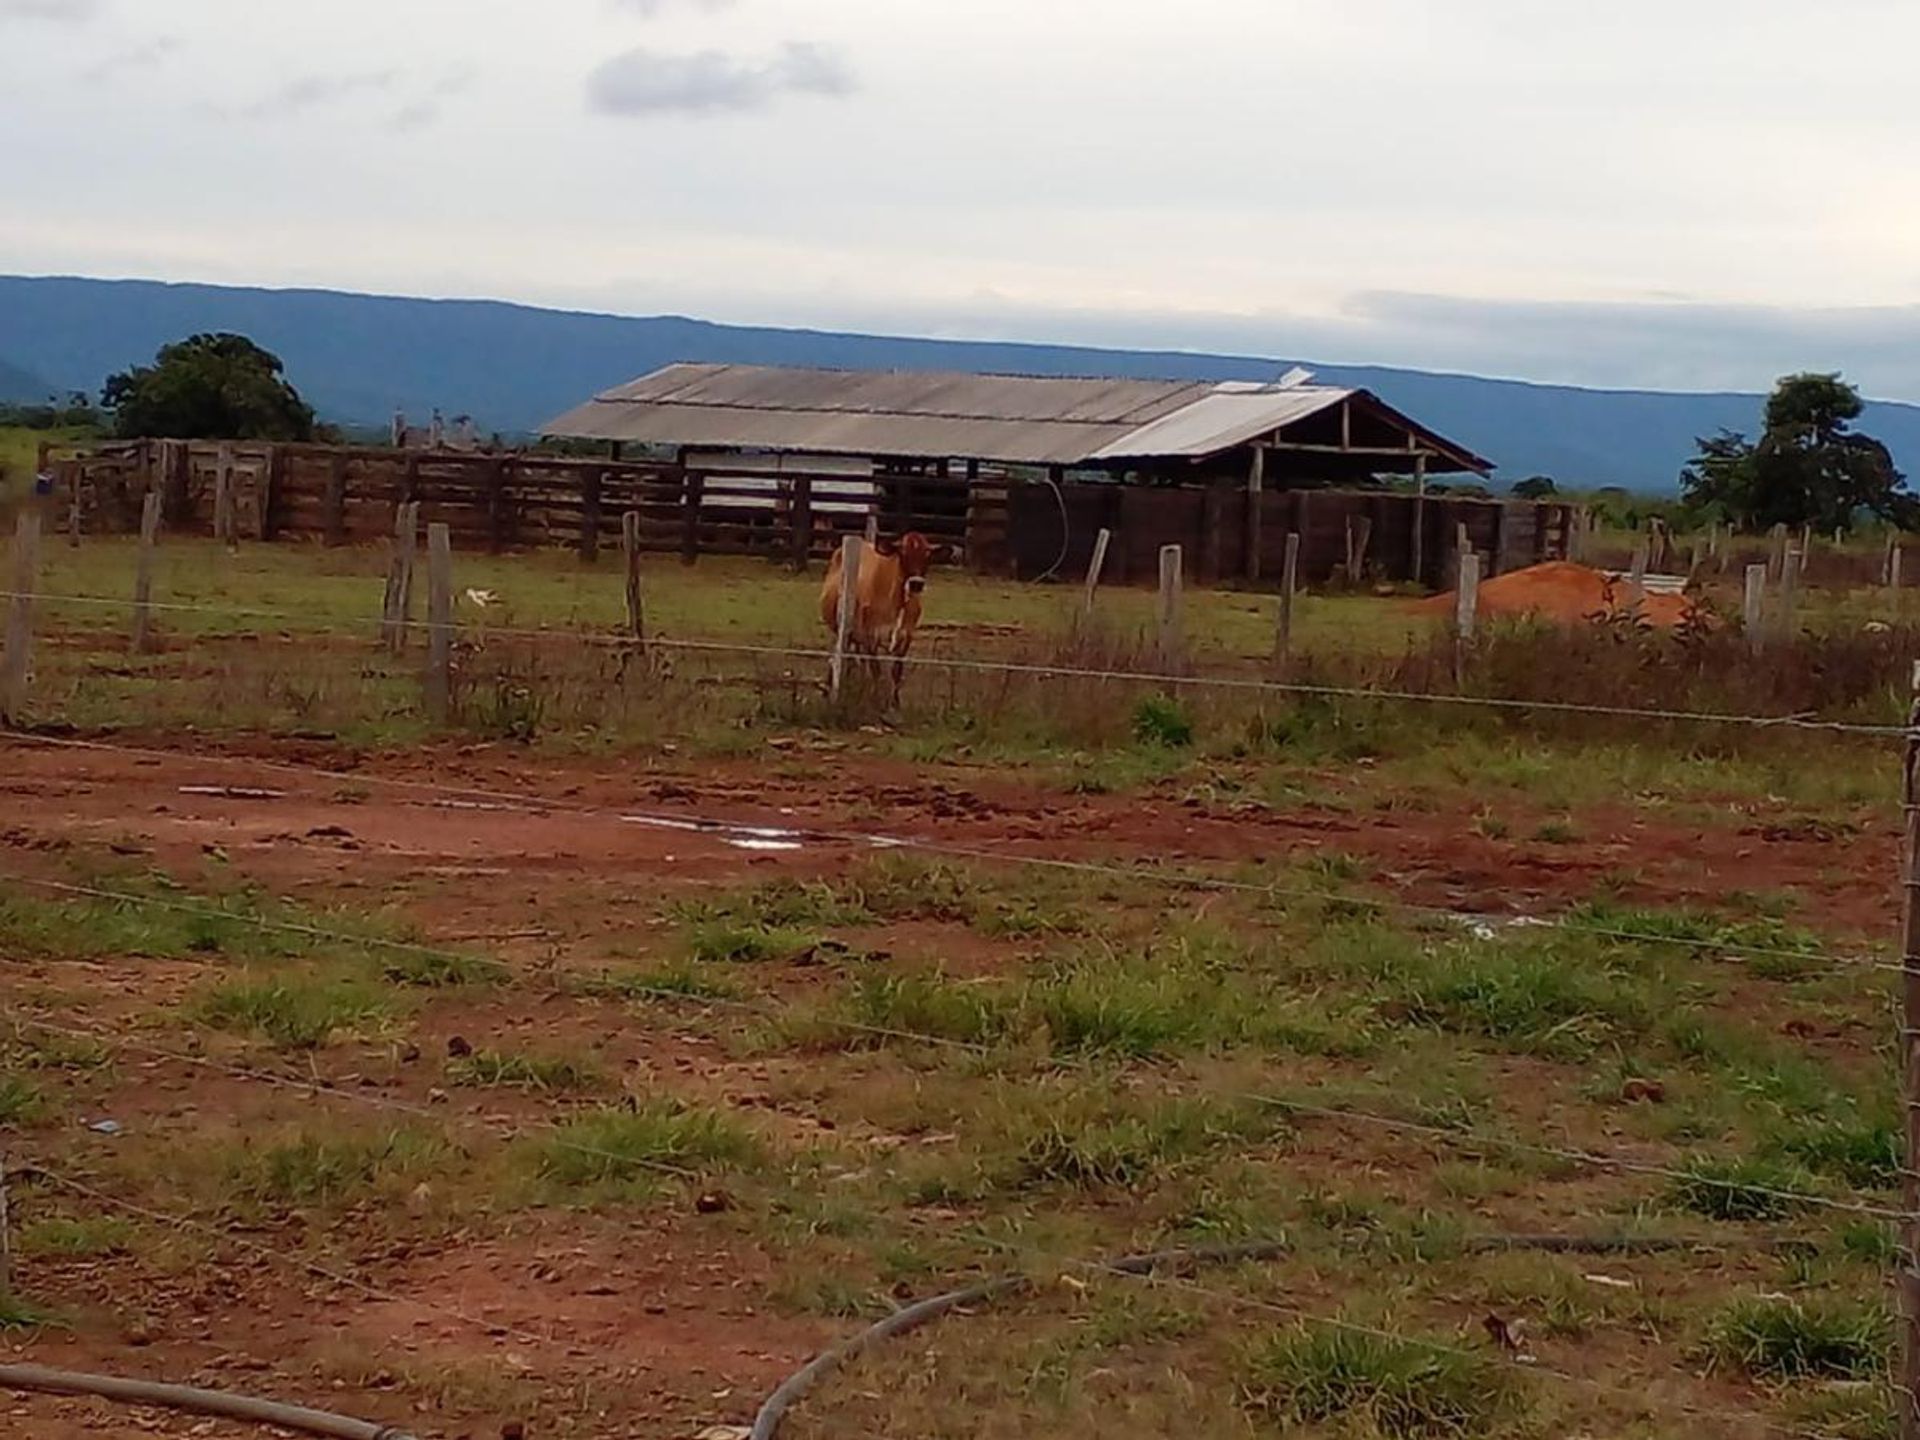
[3,0,1919,399]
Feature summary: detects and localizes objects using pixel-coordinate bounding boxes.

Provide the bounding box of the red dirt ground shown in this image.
[0,731,1900,1437]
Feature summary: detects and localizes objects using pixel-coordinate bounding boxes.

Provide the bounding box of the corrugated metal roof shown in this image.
[1088,387,1356,461]
[542,363,1491,472]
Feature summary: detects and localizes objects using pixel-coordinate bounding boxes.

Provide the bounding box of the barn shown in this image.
[542,363,1577,587]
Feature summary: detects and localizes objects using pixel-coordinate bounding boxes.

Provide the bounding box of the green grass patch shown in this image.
[222,1129,449,1208]
[1377,937,1652,1059]
[537,1100,759,1188]
[682,920,822,964]
[1668,1155,1818,1221]
[1775,1115,1901,1189]
[18,1216,134,1258]
[1569,900,1826,979]
[993,1093,1277,1194]
[574,963,742,1004]
[1239,1324,1521,1437]
[448,1049,605,1093]
[380,946,508,988]
[0,1074,43,1125]
[1708,1295,1888,1379]
[192,972,398,1049]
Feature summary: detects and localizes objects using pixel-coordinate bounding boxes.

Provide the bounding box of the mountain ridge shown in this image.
[4,274,1918,491]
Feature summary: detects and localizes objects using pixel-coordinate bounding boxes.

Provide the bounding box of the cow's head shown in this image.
[881,532,950,596]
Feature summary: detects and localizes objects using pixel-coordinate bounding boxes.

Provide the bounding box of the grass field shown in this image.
[0,527,1909,1437]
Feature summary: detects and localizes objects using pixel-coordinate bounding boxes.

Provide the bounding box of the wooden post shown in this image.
[424,523,453,724]
[380,502,419,653]
[323,451,348,547]
[1455,552,1481,638]
[830,536,865,702]
[1894,546,1906,603]
[0,510,42,724]
[1081,527,1112,625]
[1156,544,1185,672]
[1779,548,1799,640]
[1770,523,1789,581]
[1888,533,1902,589]
[864,511,879,548]
[1453,520,1470,591]
[1273,531,1300,671]
[1900,660,1920,1440]
[484,456,507,554]
[1800,524,1813,575]
[1626,538,1649,614]
[0,1155,11,1298]
[213,442,236,550]
[1743,563,1767,653]
[1244,446,1265,581]
[259,445,282,541]
[131,492,162,654]
[622,510,646,645]
[66,466,81,547]
[680,471,703,566]
[789,475,814,573]
[580,467,603,562]
[1408,453,1429,585]
[1489,503,1508,578]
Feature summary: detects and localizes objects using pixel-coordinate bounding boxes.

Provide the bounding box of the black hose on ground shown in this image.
[747,1232,1691,1439]
[0,1364,417,1440]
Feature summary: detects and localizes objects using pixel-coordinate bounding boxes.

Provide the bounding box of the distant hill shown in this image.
[5,274,1919,491]
[0,355,54,403]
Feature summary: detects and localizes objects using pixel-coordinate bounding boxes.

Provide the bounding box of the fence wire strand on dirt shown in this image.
[1,868,1905,1225]
[8,731,1906,983]
[2,584,1910,737]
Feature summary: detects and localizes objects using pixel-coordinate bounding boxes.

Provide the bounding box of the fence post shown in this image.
[1743,563,1767,654]
[1273,531,1300,671]
[1888,533,1903,589]
[0,510,41,725]
[1894,545,1906,608]
[830,536,865,702]
[1080,527,1112,627]
[1626,538,1649,614]
[1900,661,1920,1440]
[622,510,646,646]
[323,451,349,547]
[131,492,162,654]
[1769,523,1789,581]
[680,471,703,566]
[214,441,236,550]
[1779,548,1799,640]
[1455,552,1481,640]
[424,522,453,724]
[66,467,81,548]
[380,502,420,653]
[1244,447,1265,581]
[0,1154,11,1298]
[1156,544,1185,672]
[580,468,603,563]
[789,476,813,573]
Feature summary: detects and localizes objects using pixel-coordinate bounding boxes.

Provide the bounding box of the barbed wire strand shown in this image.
[0,585,1905,737]
[7,730,1903,980]
[1,869,1905,1223]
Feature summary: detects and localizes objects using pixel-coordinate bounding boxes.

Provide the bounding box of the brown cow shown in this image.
[819,532,946,699]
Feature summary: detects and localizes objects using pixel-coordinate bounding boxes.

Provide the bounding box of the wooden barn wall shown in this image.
[53,439,1574,588]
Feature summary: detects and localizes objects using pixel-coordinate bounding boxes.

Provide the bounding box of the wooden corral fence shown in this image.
[45,438,1579,588]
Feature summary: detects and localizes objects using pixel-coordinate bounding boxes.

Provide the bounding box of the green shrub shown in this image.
[538,1101,758,1187]
[1131,694,1194,748]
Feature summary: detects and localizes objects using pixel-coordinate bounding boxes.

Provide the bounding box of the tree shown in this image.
[1510,475,1557,500]
[103,333,315,441]
[1679,373,1912,532]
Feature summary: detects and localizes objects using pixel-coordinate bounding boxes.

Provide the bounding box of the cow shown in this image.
[818,531,947,701]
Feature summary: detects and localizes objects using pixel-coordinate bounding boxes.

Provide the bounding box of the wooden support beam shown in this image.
[1156,545,1185,673]
[1273,532,1300,672]
[623,510,646,646]
[424,523,453,724]
[1081,527,1112,625]
[323,452,348,547]
[1244,446,1265,581]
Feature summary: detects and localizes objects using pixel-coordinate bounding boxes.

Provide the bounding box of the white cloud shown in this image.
[231,70,397,121]
[609,0,737,14]
[0,0,102,19]
[587,41,856,115]
[80,34,181,80]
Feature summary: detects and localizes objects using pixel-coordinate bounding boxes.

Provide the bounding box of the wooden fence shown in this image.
[45,439,1579,587]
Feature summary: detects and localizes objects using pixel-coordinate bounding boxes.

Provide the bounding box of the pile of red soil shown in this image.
[1418,561,1695,628]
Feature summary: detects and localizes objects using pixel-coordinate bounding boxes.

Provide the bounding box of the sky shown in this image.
[2,0,1919,399]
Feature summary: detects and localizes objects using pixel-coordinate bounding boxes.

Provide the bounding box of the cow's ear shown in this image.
[871,537,899,558]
